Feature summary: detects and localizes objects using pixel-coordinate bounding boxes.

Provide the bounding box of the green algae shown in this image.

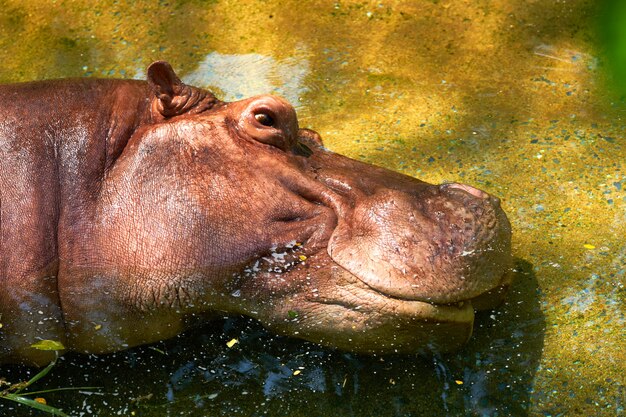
[0,1,624,416]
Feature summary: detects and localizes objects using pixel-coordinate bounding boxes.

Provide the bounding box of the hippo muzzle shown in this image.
[328,181,510,305]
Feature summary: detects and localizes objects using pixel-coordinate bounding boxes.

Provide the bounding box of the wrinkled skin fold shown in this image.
[0,61,512,366]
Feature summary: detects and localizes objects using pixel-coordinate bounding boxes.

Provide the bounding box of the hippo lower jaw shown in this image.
[240,248,512,355]
[317,263,512,354]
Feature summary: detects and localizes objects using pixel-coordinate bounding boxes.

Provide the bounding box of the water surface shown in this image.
[0,1,623,416]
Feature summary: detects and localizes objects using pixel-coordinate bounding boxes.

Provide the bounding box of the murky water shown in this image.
[0,0,624,416]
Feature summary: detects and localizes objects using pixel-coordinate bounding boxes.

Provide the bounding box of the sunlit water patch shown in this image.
[149,50,312,108]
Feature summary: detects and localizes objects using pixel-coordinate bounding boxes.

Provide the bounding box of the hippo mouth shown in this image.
[248,250,506,354]
[325,251,513,313]
[329,260,512,313]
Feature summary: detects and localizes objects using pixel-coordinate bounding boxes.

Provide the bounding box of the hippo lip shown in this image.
[324,263,476,328]
[324,278,474,319]
[348,267,509,308]
[326,242,512,307]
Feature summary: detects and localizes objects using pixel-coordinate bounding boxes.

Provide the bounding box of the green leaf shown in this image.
[18,387,102,396]
[288,310,299,319]
[30,340,65,351]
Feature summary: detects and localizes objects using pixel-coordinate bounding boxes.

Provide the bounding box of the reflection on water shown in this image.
[179,51,309,106]
[0,262,544,416]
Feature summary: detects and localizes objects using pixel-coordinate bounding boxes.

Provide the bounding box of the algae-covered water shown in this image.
[0,1,624,416]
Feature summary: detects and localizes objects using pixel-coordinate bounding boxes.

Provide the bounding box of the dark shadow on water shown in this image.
[0,259,543,417]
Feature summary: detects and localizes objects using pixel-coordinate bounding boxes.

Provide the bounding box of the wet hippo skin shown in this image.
[0,61,512,366]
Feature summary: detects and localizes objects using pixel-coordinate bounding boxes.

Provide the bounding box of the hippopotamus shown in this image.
[0,61,512,366]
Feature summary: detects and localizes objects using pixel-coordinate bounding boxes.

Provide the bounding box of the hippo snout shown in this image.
[325,169,512,307]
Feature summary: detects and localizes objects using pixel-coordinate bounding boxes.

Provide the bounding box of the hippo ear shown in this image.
[147,61,185,115]
[147,61,217,118]
[298,128,324,148]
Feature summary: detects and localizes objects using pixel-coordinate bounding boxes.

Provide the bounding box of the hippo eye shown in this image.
[254,112,275,127]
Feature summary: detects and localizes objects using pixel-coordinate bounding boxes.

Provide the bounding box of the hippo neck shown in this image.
[47,79,152,197]
[0,78,152,365]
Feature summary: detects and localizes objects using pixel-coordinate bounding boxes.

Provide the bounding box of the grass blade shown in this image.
[15,358,58,393]
[2,393,69,416]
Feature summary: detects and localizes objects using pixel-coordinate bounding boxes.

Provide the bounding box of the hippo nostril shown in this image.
[440,183,503,210]
[440,183,488,199]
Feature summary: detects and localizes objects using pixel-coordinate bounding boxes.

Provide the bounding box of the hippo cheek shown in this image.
[326,184,513,306]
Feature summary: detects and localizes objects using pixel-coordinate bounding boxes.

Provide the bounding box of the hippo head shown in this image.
[69,62,512,355]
